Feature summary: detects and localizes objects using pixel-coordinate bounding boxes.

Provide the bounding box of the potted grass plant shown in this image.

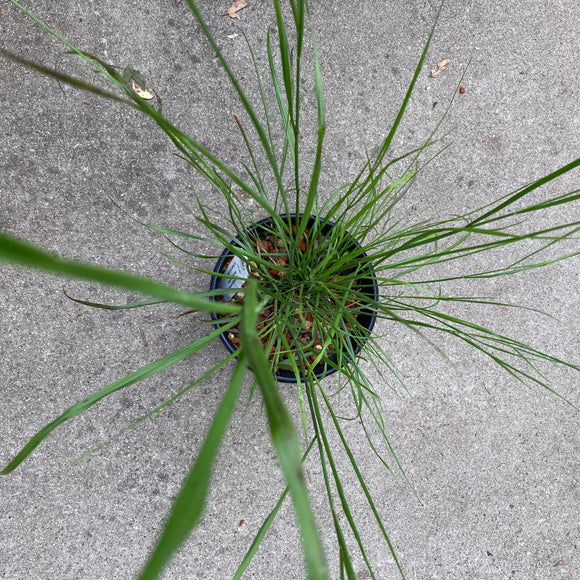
[209,212,380,382]
[1,0,579,578]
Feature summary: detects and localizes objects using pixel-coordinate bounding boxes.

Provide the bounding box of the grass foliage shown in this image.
[2,0,579,578]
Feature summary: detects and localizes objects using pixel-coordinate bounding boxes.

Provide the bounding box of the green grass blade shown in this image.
[297,6,326,241]
[267,27,296,169]
[61,289,168,310]
[7,3,277,218]
[139,354,247,580]
[315,383,406,578]
[383,305,579,408]
[307,383,382,579]
[238,28,276,154]
[306,388,360,579]
[373,0,445,169]
[7,1,124,88]
[470,157,580,226]
[0,231,238,314]
[66,351,240,470]
[183,0,284,194]
[273,0,299,191]
[0,323,234,475]
[292,0,305,202]
[233,437,317,580]
[241,280,329,580]
[0,49,131,105]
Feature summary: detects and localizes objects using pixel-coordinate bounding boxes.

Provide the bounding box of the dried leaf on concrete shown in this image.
[131,80,153,100]
[227,0,248,20]
[429,58,451,78]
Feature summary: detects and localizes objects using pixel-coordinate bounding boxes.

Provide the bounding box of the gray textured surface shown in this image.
[1,1,579,578]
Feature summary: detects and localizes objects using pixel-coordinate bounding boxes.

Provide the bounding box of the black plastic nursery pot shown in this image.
[210,214,379,383]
